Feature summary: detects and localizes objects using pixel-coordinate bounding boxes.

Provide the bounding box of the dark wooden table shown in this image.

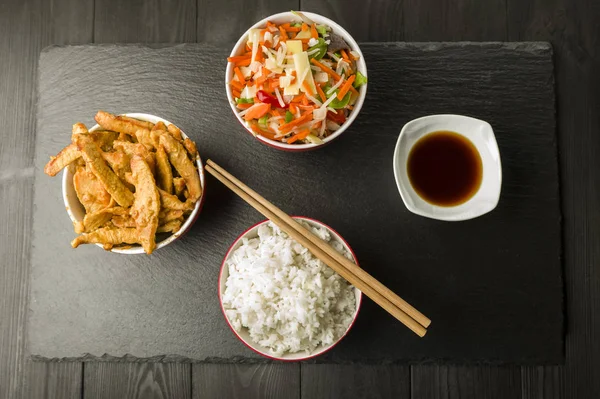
[1,0,598,398]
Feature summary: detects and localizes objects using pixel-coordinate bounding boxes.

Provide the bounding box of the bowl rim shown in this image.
[393,114,503,221]
[61,112,206,254]
[218,216,363,362]
[225,11,368,151]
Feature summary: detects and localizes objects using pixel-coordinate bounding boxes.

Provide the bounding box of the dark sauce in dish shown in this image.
[407,130,482,207]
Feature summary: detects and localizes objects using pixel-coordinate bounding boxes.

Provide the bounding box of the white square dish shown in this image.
[393,114,502,221]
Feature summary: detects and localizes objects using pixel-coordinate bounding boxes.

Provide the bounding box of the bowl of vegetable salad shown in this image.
[226,11,368,151]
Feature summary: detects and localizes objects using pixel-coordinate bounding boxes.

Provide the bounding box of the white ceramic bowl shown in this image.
[62,113,206,254]
[219,217,362,361]
[225,11,368,152]
[393,114,502,221]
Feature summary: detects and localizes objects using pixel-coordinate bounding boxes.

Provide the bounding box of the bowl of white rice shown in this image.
[219,217,362,361]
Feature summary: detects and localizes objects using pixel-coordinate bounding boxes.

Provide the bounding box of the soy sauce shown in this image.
[407,131,482,207]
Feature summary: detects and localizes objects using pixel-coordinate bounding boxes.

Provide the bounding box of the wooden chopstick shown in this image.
[207,159,431,330]
[206,160,430,337]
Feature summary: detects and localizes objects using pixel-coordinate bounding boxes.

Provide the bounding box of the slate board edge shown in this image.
[29,353,565,365]
[39,41,553,54]
[29,42,563,364]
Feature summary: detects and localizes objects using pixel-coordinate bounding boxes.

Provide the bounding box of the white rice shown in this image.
[222,221,356,356]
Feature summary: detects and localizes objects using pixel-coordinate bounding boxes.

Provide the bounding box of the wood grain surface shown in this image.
[507,0,600,397]
[94,0,197,43]
[301,364,410,399]
[24,362,82,399]
[301,0,404,41]
[0,0,93,398]
[192,364,300,399]
[198,0,299,43]
[411,365,522,399]
[403,0,507,41]
[84,363,191,399]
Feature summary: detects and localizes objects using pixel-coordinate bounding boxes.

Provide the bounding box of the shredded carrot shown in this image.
[279,113,313,133]
[310,24,318,39]
[310,58,341,81]
[235,58,252,67]
[289,103,298,114]
[256,75,268,85]
[227,55,251,63]
[266,21,276,29]
[255,49,264,62]
[347,105,354,110]
[297,105,316,111]
[349,51,359,61]
[271,109,282,117]
[302,42,309,51]
[287,129,310,144]
[316,84,327,102]
[244,103,271,121]
[245,43,252,51]
[234,67,245,83]
[337,75,356,100]
[281,23,301,32]
[291,94,305,103]
[279,26,288,41]
[230,80,244,91]
[262,81,272,93]
[232,89,241,98]
[250,122,278,141]
[236,103,254,110]
[260,28,269,35]
[301,23,309,31]
[270,79,280,88]
[349,85,359,96]
[301,95,309,106]
[302,81,314,96]
[340,49,350,62]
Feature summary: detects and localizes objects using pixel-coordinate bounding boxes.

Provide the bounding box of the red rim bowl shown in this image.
[218,216,362,361]
[225,11,368,152]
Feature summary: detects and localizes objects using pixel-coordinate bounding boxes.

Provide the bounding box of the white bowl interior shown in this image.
[393,114,502,221]
[62,112,205,254]
[225,11,368,150]
[219,217,362,361]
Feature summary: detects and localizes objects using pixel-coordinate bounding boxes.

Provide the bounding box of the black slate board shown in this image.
[30,43,563,363]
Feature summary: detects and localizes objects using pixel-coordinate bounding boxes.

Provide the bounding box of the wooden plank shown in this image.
[402,3,522,395]
[301,364,409,399]
[0,180,34,399]
[84,363,191,399]
[24,361,83,399]
[192,363,300,399]
[521,366,564,399]
[508,0,600,398]
[403,0,507,41]
[94,0,197,43]
[197,0,298,43]
[300,0,403,41]
[411,365,522,399]
[0,0,93,397]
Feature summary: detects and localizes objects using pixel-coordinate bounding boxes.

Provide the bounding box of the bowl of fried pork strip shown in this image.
[44,111,205,255]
